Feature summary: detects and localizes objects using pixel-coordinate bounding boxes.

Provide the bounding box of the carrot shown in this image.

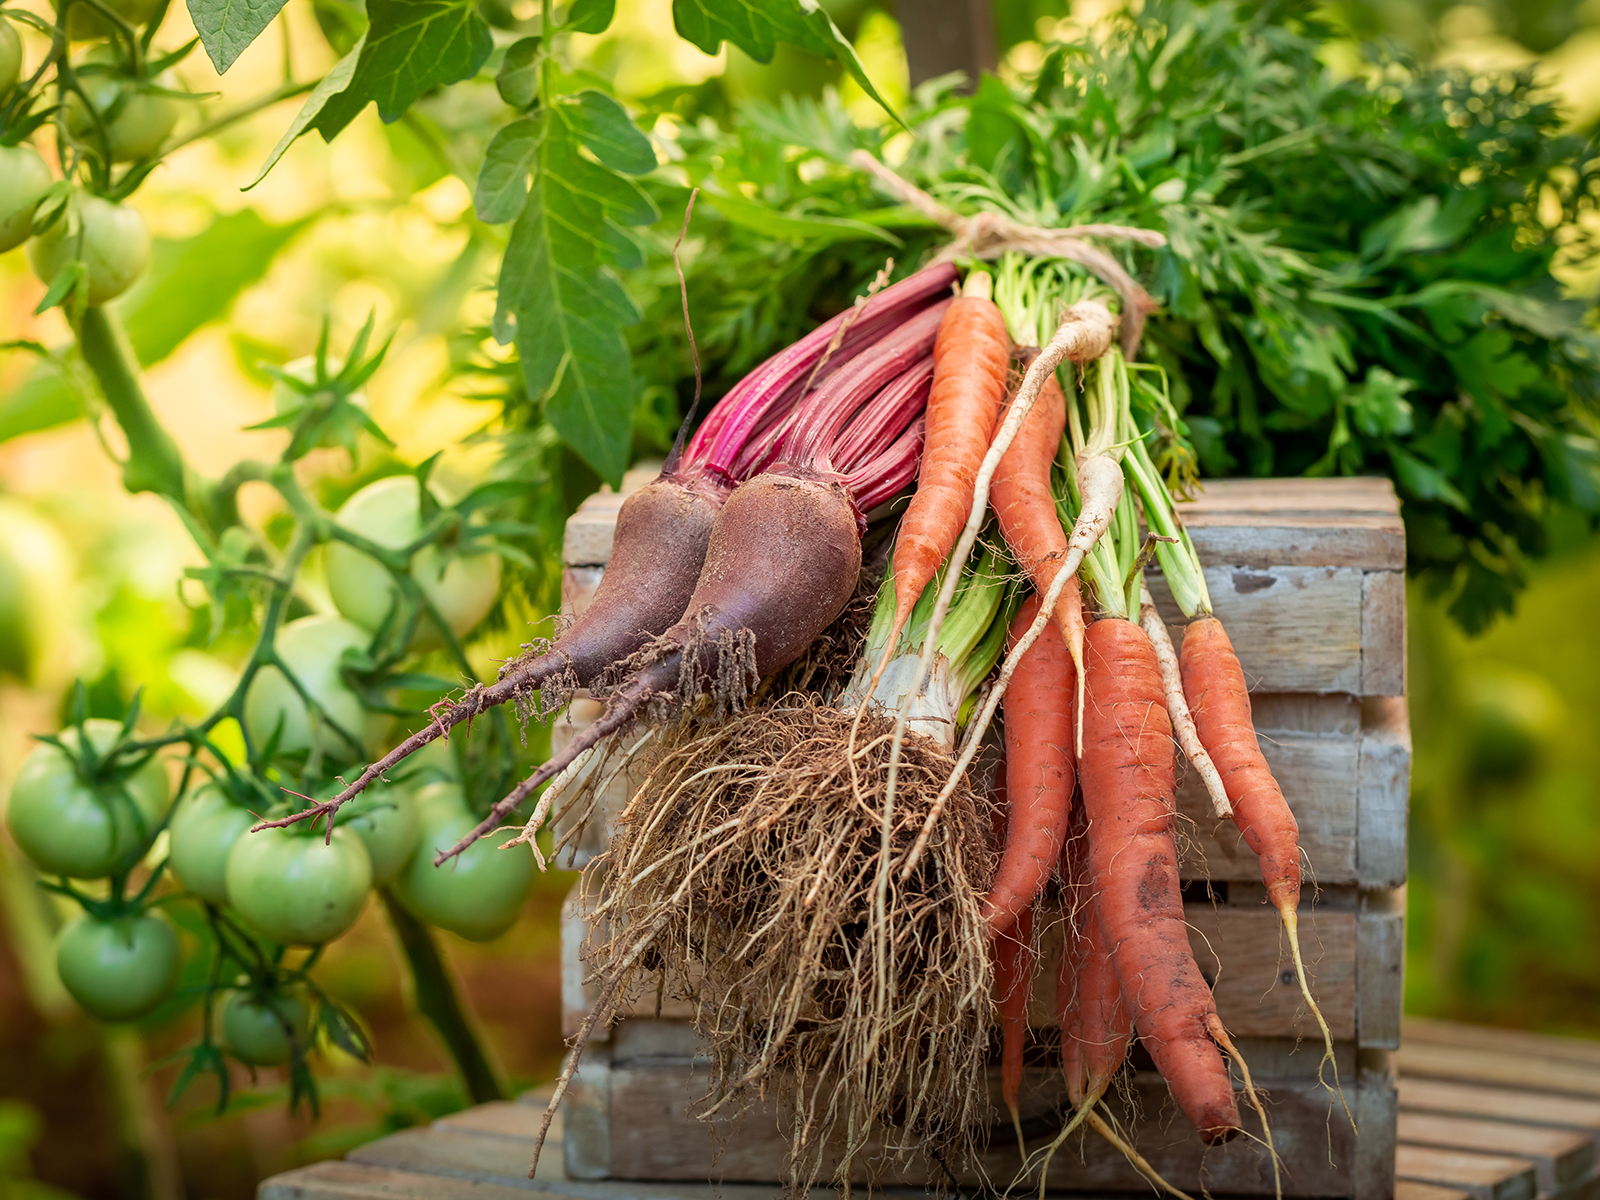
[1078,616,1240,1144]
[980,593,1075,938]
[1179,614,1346,1119]
[992,373,1087,728]
[881,274,1010,674]
[995,902,1034,1159]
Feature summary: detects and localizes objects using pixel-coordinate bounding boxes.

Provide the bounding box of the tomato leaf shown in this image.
[670,0,899,124]
[565,0,614,34]
[493,107,657,485]
[475,119,539,224]
[495,36,540,108]
[248,0,491,186]
[569,90,655,175]
[312,0,492,133]
[188,0,286,74]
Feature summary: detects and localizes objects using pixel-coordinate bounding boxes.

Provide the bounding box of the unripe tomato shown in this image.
[242,615,371,760]
[325,477,501,646]
[0,145,53,254]
[167,783,255,905]
[26,195,150,305]
[226,824,372,945]
[5,719,170,879]
[56,911,179,1021]
[393,783,532,942]
[0,18,21,94]
[0,496,75,685]
[65,0,164,40]
[66,70,179,161]
[342,784,418,885]
[220,988,312,1066]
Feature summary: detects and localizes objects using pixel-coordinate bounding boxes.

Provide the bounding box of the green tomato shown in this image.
[220,988,312,1066]
[66,70,179,161]
[0,144,53,255]
[167,783,255,905]
[342,784,418,885]
[0,496,74,685]
[0,18,21,94]
[242,615,371,760]
[226,824,372,945]
[65,0,164,40]
[5,719,170,879]
[56,911,179,1021]
[394,783,533,942]
[26,194,149,305]
[325,476,502,646]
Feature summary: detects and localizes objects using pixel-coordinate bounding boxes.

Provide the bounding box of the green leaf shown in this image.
[189,0,289,73]
[565,0,614,34]
[493,109,657,484]
[569,90,655,175]
[475,119,539,224]
[249,0,491,186]
[118,210,307,367]
[702,188,899,247]
[247,34,366,188]
[495,36,540,109]
[670,0,900,124]
[312,0,493,134]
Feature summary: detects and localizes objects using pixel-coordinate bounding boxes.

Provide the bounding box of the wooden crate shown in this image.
[253,1021,1600,1200]
[550,476,1411,1196]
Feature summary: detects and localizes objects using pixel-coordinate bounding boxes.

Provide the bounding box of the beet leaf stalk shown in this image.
[426,299,954,865]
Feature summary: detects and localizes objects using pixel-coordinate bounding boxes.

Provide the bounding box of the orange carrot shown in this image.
[1180,613,1344,1125]
[885,278,1010,658]
[980,593,1075,938]
[1078,617,1240,1144]
[1059,812,1132,1109]
[995,902,1034,1158]
[992,373,1087,716]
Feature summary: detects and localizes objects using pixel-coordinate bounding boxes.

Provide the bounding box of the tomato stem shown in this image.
[76,305,190,505]
[379,887,507,1104]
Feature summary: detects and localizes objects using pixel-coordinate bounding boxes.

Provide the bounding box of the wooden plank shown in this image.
[1362,572,1407,696]
[1358,890,1404,1050]
[436,1101,543,1141]
[1148,566,1366,693]
[1358,697,1411,890]
[1396,1044,1600,1101]
[1187,906,1357,1040]
[598,1060,1362,1194]
[1402,1019,1600,1069]
[1179,476,1401,516]
[1178,477,1404,571]
[258,1160,539,1199]
[1397,1182,1473,1200]
[1395,1145,1538,1200]
[1358,1051,1400,1200]
[1397,1114,1593,1192]
[564,566,604,617]
[1398,1078,1600,1146]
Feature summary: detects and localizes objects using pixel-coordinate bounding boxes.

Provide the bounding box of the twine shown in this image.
[851,150,1164,357]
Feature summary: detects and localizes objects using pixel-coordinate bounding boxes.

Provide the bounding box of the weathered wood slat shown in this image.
[1402,1019,1600,1069]
[1396,1113,1594,1192]
[1395,1145,1539,1200]
[1396,1044,1600,1101]
[1397,1181,1474,1200]
[1398,1078,1600,1146]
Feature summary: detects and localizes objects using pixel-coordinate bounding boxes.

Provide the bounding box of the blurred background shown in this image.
[1,0,1597,1196]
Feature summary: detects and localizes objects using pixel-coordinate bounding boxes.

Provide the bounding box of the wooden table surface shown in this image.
[259,1017,1600,1200]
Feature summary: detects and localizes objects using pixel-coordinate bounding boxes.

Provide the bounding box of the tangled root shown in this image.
[586,699,998,1193]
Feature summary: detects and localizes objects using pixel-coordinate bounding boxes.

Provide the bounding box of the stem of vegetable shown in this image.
[76,306,190,504]
[379,888,507,1104]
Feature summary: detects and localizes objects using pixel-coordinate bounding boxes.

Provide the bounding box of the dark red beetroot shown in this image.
[431,302,953,864]
[435,470,863,862]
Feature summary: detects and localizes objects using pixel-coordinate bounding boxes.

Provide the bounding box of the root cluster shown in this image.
[583,700,999,1192]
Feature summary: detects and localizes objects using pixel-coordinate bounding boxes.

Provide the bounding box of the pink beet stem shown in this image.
[831,359,932,472]
[685,263,957,478]
[847,416,926,513]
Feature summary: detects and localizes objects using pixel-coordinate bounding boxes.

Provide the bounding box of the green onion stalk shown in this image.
[842,542,1017,751]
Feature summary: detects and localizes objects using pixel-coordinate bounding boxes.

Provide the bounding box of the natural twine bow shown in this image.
[850,150,1165,357]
